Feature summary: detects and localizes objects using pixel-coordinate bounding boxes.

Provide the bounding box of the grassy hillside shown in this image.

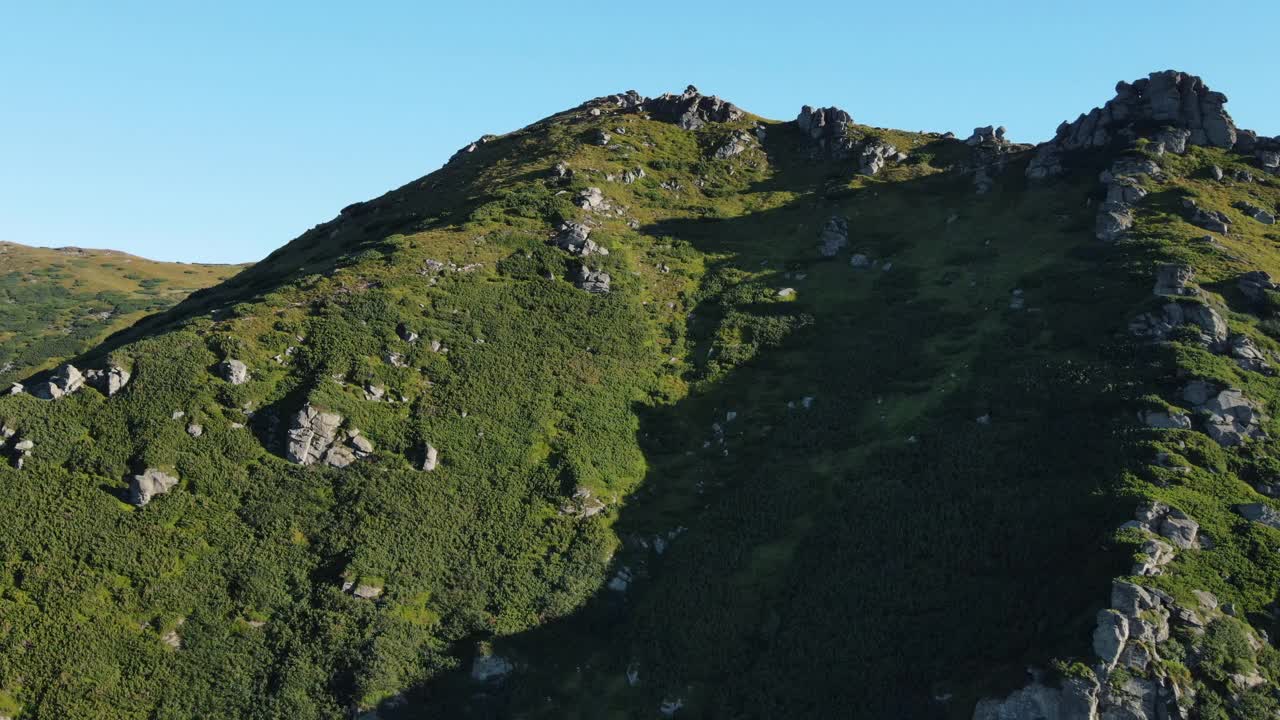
[0,242,245,383]
[1,78,1279,719]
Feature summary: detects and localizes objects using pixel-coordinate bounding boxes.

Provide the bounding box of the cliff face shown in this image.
[2,71,1280,720]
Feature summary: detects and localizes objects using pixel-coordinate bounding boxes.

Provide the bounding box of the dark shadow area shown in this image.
[377,147,1156,718]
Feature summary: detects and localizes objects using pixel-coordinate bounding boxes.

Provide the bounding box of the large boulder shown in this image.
[1152,263,1196,296]
[217,359,251,385]
[858,139,899,176]
[84,364,131,396]
[32,364,85,400]
[129,468,179,507]
[574,266,611,294]
[817,216,849,257]
[551,222,606,256]
[1235,502,1280,530]
[286,404,344,465]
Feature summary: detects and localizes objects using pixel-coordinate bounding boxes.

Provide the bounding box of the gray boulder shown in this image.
[32,364,85,400]
[1152,264,1195,296]
[286,403,344,465]
[551,221,606,256]
[470,653,514,683]
[218,359,250,385]
[1235,502,1280,530]
[1238,270,1277,303]
[1139,409,1191,430]
[85,364,131,396]
[713,130,755,159]
[574,266,611,294]
[421,442,439,472]
[1234,201,1275,225]
[858,139,899,176]
[129,468,179,507]
[817,216,849,257]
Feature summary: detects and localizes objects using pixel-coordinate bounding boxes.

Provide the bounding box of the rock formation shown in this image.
[129,468,179,506]
[645,85,743,130]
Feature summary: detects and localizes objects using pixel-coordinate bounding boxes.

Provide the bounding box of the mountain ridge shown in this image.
[1,69,1279,719]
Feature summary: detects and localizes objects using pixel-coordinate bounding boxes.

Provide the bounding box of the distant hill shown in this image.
[2,73,1280,720]
[0,242,245,383]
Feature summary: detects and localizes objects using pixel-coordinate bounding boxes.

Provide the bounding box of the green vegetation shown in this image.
[1,91,1279,720]
[0,243,244,383]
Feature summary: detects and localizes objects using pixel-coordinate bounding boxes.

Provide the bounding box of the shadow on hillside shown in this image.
[384,149,1150,719]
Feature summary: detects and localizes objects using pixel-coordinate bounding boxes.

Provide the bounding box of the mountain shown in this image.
[0,242,246,385]
[2,73,1280,720]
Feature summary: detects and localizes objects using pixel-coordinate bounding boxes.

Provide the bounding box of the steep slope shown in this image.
[0,242,245,384]
[0,76,1278,720]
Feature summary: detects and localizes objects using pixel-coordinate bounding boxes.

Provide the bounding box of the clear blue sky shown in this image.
[2,1,1277,264]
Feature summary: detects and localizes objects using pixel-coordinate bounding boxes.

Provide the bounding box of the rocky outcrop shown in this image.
[286,404,344,465]
[1181,380,1267,447]
[858,139,900,176]
[574,266,611,294]
[1095,158,1158,242]
[551,221,607,256]
[420,442,439,472]
[217,359,251,385]
[575,186,608,211]
[129,468,179,506]
[645,85,743,130]
[2,426,33,470]
[713,130,756,159]
[560,486,606,518]
[1235,201,1276,225]
[1235,502,1280,530]
[1228,333,1273,374]
[1048,70,1238,152]
[795,105,856,159]
[817,216,849,257]
[84,364,130,396]
[1129,300,1227,346]
[1182,197,1230,234]
[963,126,1020,194]
[1237,270,1277,303]
[31,364,85,400]
[1152,263,1196,297]
[1122,500,1202,551]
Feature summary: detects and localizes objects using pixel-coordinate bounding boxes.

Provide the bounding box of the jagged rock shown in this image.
[560,486,606,518]
[1048,70,1237,152]
[1199,387,1265,446]
[186,423,203,438]
[646,85,743,130]
[1025,144,1065,180]
[32,364,85,400]
[1100,677,1161,720]
[1234,201,1275,224]
[1105,176,1148,205]
[818,216,849,257]
[286,404,344,465]
[574,266,611,294]
[84,364,130,396]
[714,130,755,159]
[1094,609,1130,669]
[1235,502,1280,529]
[575,186,607,211]
[966,126,1006,146]
[471,653,514,683]
[1153,127,1191,154]
[1209,164,1224,180]
[1129,301,1227,345]
[323,445,356,468]
[397,324,419,343]
[218,359,250,385]
[128,468,179,507]
[350,434,374,455]
[6,382,21,395]
[1152,264,1195,296]
[850,254,871,269]
[1238,270,1277,303]
[420,442,439,471]
[584,90,645,113]
[795,105,856,159]
[621,167,645,184]
[1228,334,1273,374]
[446,135,496,164]
[592,130,611,146]
[858,139,899,176]
[1094,161,1154,242]
[1134,538,1175,576]
[1258,150,1280,175]
[551,221,607,256]
[1183,198,1231,234]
